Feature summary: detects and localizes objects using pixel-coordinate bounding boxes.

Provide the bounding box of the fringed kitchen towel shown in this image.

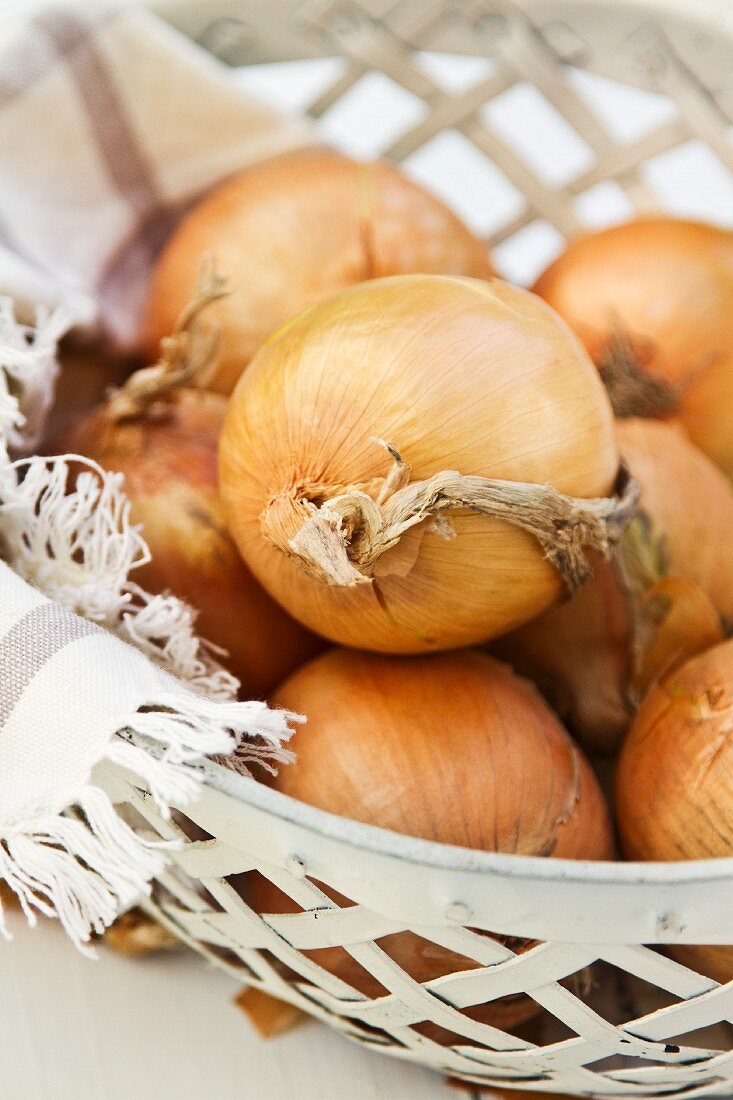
[0,0,311,950]
[0,0,311,342]
[0,557,297,954]
[0,289,298,953]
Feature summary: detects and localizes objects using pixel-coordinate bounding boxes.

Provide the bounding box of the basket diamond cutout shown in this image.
[96,754,733,1095]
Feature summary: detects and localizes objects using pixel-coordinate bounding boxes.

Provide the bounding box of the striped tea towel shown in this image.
[0,302,298,949]
[0,0,311,343]
[0,556,296,953]
[0,0,311,949]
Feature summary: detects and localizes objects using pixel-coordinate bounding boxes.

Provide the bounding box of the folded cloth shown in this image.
[0,0,311,342]
[0,555,296,952]
[0,0,311,948]
[0,341,299,950]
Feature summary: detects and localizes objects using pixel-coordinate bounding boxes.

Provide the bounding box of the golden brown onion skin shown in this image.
[220,275,619,653]
[616,639,733,983]
[50,389,322,698]
[497,419,733,753]
[250,648,614,1039]
[534,218,733,474]
[144,149,493,395]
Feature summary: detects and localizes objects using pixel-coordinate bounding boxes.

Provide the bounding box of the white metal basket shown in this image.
[104,0,733,1093]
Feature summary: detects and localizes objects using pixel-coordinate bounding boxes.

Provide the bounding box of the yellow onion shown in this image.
[144,148,493,395]
[249,648,614,1040]
[496,419,733,752]
[49,275,322,697]
[534,218,733,474]
[219,275,633,654]
[616,638,733,982]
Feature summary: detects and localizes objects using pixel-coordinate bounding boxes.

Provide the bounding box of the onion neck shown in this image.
[106,255,228,424]
[260,486,366,586]
[259,439,640,593]
[616,513,726,703]
[598,329,680,419]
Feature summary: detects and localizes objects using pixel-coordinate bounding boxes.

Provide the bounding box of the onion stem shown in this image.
[268,440,639,594]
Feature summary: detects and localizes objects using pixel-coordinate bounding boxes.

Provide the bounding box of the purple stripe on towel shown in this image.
[0,4,115,108]
[38,5,178,330]
[39,6,162,215]
[0,603,102,728]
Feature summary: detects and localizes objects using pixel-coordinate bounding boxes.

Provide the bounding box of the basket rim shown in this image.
[151,0,733,94]
[202,758,733,888]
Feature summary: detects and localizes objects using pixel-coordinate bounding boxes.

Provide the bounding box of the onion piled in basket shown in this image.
[616,638,733,982]
[248,648,614,1040]
[49,267,321,698]
[219,274,635,653]
[496,418,733,752]
[534,218,733,475]
[144,149,493,394]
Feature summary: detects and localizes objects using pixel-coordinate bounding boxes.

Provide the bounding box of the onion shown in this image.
[144,148,493,395]
[533,217,733,474]
[496,419,733,752]
[49,270,322,698]
[219,275,635,654]
[249,648,614,1039]
[616,638,733,982]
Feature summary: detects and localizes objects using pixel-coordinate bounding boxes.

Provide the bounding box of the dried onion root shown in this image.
[102,908,181,957]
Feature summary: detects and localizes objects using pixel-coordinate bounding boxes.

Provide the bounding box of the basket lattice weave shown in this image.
[106,0,733,1093]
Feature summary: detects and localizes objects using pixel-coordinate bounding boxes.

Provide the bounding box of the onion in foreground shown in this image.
[534,218,733,474]
[144,148,493,394]
[496,419,733,753]
[220,275,634,653]
[249,648,614,1039]
[616,639,733,983]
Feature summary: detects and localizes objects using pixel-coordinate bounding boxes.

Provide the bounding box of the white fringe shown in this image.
[0,298,304,950]
[0,787,167,956]
[1,453,239,700]
[0,694,300,951]
[110,693,299,815]
[0,299,70,452]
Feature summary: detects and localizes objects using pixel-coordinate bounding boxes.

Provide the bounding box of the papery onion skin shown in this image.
[50,388,322,698]
[144,149,493,395]
[495,553,632,752]
[219,274,619,653]
[249,648,614,1039]
[534,218,733,474]
[616,639,733,983]
[496,419,733,753]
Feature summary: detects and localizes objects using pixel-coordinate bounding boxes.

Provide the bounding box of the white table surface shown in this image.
[0,908,466,1100]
